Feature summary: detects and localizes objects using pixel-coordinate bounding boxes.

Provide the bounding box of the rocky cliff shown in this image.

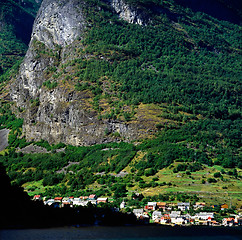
[110,0,147,25]
[11,0,152,146]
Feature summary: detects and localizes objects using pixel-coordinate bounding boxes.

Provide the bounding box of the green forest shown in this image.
[0,0,241,206]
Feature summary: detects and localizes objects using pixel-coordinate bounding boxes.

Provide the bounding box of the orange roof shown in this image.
[89,194,96,198]
[157,202,166,205]
[34,195,41,198]
[54,197,63,200]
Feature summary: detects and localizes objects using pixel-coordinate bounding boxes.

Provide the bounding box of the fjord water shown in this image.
[0,226,241,240]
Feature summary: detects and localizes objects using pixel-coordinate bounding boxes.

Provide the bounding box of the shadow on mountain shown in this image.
[175,0,242,25]
[0,162,136,229]
[0,0,36,45]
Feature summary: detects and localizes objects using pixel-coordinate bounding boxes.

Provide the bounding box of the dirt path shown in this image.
[0,129,10,152]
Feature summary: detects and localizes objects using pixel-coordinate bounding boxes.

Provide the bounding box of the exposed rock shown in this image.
[56,161,79,174]
[17,144,50,154]
[11,0,154,146]
[0,129,9,152]
[11,0,86,100]
[109,0,148,25]
[32,0,85,49]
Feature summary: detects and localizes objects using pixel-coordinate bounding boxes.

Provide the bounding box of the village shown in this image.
[33,194,242,227]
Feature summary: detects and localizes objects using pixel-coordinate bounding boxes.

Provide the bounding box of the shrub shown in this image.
[208,178,217,183]
[214,172,221,178]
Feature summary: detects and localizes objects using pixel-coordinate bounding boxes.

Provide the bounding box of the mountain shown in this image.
[0,0,41,74]
[10,0,241,146]
[0,0,241,206]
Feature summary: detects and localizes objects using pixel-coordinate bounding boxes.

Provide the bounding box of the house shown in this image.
[62,197,73,207]
[44,199,55,206]
[193,212,214,221]
[170,211,181,218]
[171,217,185,225]
[33,195,42,201]
[88,194,97,200]
[221,203,229,210]
[133,209,144,218]
[235,216,242,225]
[54,197,63,202]
[79,201,89,207]
[152,211,162,221]
[157,202,166,210]
[120,200,125,209]
[73,198,82,205]
[177,202,190,211]
[62,197,72,204]
[222,218,234,226]
[160,215,171,224]
[166,203,175,212]
[44,199,59,208]
[145,202,157,210]
[97,197,108,204]
[80,196,88,200]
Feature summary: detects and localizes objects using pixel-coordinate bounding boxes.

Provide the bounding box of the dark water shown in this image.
[0,226,241,240]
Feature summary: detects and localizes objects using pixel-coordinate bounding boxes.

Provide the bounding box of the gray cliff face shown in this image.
[32,0,85,48]
[12,0,85,100]
[110,0,147,25]
[21,86,136,146]
[11,0,149,146]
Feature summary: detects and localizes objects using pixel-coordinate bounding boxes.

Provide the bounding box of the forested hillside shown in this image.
[0,0,41,74]
[0,0,241,207]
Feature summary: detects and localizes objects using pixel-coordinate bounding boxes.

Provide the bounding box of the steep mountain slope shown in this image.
[10,0,241,146]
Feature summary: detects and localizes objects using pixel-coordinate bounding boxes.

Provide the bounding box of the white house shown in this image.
[177,202,190,211]
[73,198,82,205]
[145,202,157,210]
[171,217,185,225]
[193,212,214,221]
[222,218,235,226]
[120,200,125,209]
[152,211,162,221]
[97,197,108,204]
[170,211,181,218]
[133,209,144,218]
[44,199,55,206]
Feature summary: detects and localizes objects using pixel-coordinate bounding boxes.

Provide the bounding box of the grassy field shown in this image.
[136,164,242,207]
[21,160,242,208]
